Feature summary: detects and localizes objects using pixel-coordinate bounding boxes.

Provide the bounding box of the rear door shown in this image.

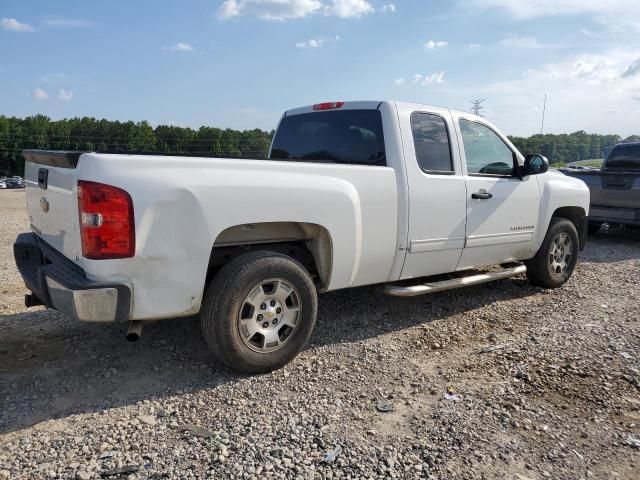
[23,151,81,262]
[452,115,541,270]
[399,106,467,279]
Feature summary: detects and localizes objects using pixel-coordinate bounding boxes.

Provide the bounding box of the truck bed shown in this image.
[22,150,399,319]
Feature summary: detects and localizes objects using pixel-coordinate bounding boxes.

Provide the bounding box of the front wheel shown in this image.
[525,218,579,289]
[200,251,318,373]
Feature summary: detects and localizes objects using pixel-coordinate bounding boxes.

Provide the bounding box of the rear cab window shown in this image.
[410,112,454,174]
[605,144,640,170]
[270,109,386,166]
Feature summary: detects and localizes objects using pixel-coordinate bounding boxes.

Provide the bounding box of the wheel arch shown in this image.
[206,222,333,290]
[551,206,587,251]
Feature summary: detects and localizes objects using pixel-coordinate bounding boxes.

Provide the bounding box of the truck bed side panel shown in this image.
[76,154,399,320]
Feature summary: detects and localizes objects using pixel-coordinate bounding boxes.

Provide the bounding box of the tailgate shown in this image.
[23,150,82,262]
[563,169,640,209]
[592,171,640,209]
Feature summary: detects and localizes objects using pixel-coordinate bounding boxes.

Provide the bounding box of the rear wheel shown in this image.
[525,218,579,288]
[200,251,318,373]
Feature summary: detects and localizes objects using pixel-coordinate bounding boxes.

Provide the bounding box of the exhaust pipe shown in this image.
[126,321,144,342]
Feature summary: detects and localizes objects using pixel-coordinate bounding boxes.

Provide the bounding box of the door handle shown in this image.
[472,191,493,200]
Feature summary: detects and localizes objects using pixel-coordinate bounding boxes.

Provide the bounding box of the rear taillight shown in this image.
[313,101,344,111]
[77,180,135,259]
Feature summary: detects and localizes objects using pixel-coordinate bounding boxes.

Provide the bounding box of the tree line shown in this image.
[508,132,640,167]
[1,114,639,176]
[0,115,273,176]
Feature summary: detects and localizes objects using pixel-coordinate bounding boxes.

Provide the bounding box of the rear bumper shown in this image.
[13,233,131,322]
[589,205,640,226]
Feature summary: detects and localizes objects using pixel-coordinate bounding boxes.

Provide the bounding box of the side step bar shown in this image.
[382,265,527,297]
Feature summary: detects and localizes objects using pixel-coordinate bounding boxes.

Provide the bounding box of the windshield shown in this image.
[605,144,640,170]
[270,109,386,166]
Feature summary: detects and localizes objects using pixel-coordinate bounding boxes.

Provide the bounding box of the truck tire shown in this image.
[525,217,579,289]
[200,251,318,373]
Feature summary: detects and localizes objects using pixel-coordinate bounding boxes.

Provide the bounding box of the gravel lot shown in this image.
[0,189,639,480]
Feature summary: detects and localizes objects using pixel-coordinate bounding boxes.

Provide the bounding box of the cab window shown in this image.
[459,119,515,176]
[410,113,454,173]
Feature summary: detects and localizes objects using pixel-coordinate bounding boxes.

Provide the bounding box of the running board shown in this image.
[382,265,527,297]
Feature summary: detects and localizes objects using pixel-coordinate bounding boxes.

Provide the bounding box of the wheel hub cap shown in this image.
[548,233,573,275]
[237,279,301,354]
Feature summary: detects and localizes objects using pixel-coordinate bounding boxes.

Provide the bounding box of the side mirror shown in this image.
[523,154,549,176]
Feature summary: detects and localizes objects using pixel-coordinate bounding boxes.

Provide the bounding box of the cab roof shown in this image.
[284,100,479,120]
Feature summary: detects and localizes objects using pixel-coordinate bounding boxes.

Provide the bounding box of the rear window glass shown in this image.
[411,113,453,173]
[605,144,640,170]
[270,110,386,166]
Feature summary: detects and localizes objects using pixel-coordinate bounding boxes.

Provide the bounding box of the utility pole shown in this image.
[470,99,486,117]
[540,93,547,135]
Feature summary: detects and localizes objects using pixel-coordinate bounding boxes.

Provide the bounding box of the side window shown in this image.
[410,113,454,173]
[459,119,515,176]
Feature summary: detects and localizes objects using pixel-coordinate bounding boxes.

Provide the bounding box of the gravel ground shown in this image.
[0,189,639,480]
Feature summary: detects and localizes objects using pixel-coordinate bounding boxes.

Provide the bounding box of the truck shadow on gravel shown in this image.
[0,278,537,435]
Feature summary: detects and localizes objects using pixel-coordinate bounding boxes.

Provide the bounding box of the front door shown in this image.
[400,107,468,279]
[453,116,541,270]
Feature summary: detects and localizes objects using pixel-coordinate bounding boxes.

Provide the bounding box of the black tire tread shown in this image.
[525,217,579,289]
[200,250,317,373]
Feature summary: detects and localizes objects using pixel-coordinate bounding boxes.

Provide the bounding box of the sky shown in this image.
[1,0,640,137]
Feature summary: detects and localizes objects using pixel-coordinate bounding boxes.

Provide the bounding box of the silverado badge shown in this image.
[510,225,534,231]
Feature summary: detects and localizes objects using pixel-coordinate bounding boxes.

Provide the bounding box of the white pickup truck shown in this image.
[14,101,590,372]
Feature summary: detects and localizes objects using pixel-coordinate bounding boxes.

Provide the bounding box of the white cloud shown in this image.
[33,88,48,100]
[1,18,34,32]
[394,78,405,85]
[58,89,73,101]
[622,57,640,78]
[572,59,605,79]
[217,0,374,20]
[412,72,445,85]
[44,18,94,28]
[468,0,640,31]
[469,43,481,48]
[468,0,636,19]
[500,35,552,49]
[217,0,323,20]
[296,39,321,49]
[423,72,445,84]
[425,40,448,49]
[324,0,374,18]
[218,0,241,18]
[381,3,396,13]
[167,42,194,52]
[296,35,339,49]
[462,48,640,136]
